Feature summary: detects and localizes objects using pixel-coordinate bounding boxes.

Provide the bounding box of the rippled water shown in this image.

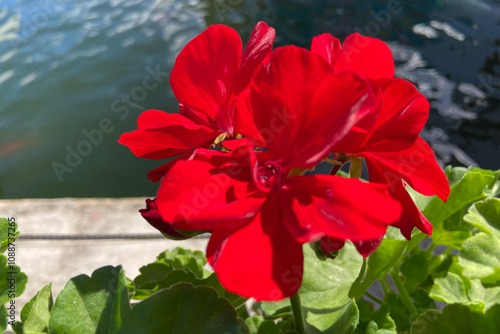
[0,0,499,198]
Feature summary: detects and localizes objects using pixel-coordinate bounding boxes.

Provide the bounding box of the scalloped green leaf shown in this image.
[157,247,207,278]
[245,316,283,334]
[463,198,500,238]
[133,262,173,289]
[459,233,500,284]
[458,198,500,284]
[246,316,264,334]
[48,266,129,334]
[428,272,485,311]
[118,283,249,334]
[410,304,500,334]
[14,283,53,334]
[133,247,207,288]
[431,228,472,250]
[305,300,359,334]
[0,218,19,253]
[484,287,500,310]
[354,301,397,334]
[133,260,247,307]
[424,168,497,225]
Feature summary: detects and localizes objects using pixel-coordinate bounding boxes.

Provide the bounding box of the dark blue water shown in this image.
[0,0,499,199]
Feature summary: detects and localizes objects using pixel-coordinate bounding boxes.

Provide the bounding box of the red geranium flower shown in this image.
[310,33,450,249]
[153,46,403,300]
[118,21,275,179]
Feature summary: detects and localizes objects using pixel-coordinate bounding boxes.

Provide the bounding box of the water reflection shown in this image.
[0,0,498,198]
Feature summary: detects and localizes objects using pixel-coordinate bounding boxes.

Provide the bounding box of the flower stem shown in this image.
[380,276,391,297]
[290,292,306,333]
[424,242,436,258]
[365,291,383,304]
[390,270,419,317]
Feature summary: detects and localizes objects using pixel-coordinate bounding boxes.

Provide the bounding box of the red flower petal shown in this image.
[294,72,379,168]
[232,21,276,96]
[170,25,242,133]
[320,236,383,257]
[118,109,220,160]
[362,137,450,201]
[335,33,395,80]
[392,180,433,239]
[246,46,380,168]
[146,150,196,182]
[357,79,429,152]
[311,33,341,67]
[281,175,401,243]
[179,104,218,131]
[233,90,267,147]
[221,138,254,151]
[118,110,220,160]
[206,195,303,301]
[352,236,384,257]
[156,154,265,231]
[320,237,345,254]
[140,198,199,239]
[248,47,333,157]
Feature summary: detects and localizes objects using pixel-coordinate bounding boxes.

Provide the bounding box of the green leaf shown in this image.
[386,292,413,331]
[423,168,496,226]
[132,247,247,307]
[400,251,430,293]
[246,316,265,334]
[157,247,207,278]
[459,233,500,284]
[0,305,7,333]
[262,243,363,333]
[487,179,500,198]
[429,272,472,304]
[245,316,283,334]
[430,227,471,250]
[0,254,28,304]
[406,186,434,212]
[118,283,249,334]
[472,168,500,197]
[484,287,500,310]
[16,283,53,334]
[0,217,20,253]
[349,235,407,299]
[364,320,396,334]
[463,198,500,238]
[458,198,500,285]
[354,301,397,334]
[410,304,500,334]
[48,266,129,334]
[200,273,248,308]
[305,300,359,334]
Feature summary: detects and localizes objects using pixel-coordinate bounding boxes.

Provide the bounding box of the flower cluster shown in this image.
[119,22,450,301]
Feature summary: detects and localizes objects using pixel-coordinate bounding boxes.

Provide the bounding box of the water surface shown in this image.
[0,0,499,198]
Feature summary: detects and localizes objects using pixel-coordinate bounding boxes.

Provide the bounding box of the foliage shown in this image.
[4,166,500,333]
